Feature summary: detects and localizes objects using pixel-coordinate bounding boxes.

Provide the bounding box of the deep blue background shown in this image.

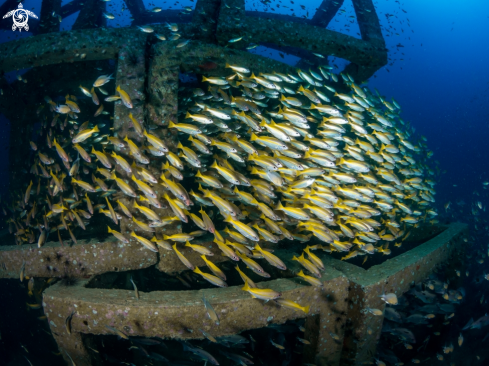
[1,0,489,208]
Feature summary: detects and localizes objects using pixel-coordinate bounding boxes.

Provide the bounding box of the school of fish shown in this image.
[5,63,440,306]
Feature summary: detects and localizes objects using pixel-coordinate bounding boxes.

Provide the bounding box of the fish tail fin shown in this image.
[303,305,310,314]
[107,226,113,233]
[210,160,218,169]
[202,76,208,82]
[242,281,250,291]
[276,201,284,210]
[177,142,183,149]
[292,256,299,261]
[93,125,100,133]
[168,121,176,128]
[250,133,258,141]
[223,215,232,223]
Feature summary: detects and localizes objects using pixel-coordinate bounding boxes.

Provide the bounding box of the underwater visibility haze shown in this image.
[0,0,488,365]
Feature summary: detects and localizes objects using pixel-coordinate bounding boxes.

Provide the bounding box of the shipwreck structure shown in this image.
[0,1,465,365]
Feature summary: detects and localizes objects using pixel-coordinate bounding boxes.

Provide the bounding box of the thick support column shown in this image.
[147,45,179,127]
[124,0,146,25]
[39,0,62,34]
[216,0,387,80]
[112,34,147,142]
[191,0,222,42]
[72,0,106,30]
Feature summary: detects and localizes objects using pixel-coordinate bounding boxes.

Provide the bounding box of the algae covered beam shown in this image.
[245,11,312,25]
[191,0,222,42]
[310,0,344,28]
[123,0,146,24]
[39,0,61,34]
[72,0,106,30]
[216,0,387,80]
[0,27,141,73]
[352,0,385,45]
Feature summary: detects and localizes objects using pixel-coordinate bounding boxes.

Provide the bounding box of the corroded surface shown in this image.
[216,0,387,81]
[44,267,348,366]
[326,222,468,365]
[0,27,140,73]
[113,32,147,142]
[0,238,157,279]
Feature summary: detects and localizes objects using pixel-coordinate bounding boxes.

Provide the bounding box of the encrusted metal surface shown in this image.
[44,265,349,366]
[216,0,387,81]
[326,222,468,365]
[0,238,157,279]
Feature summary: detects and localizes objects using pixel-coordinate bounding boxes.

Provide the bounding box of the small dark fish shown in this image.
[68,226,77,245]
[130,337,162,346]
[130,276,139,300]
[65,311,75,335]
[202,294,219,326]
[199,328,217,343]
[149,352,169,362]
[20,260,26,282]
[105,325,129,339]
[217,334,249,346]
[183,343,219,365]
[64,350,76,366]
